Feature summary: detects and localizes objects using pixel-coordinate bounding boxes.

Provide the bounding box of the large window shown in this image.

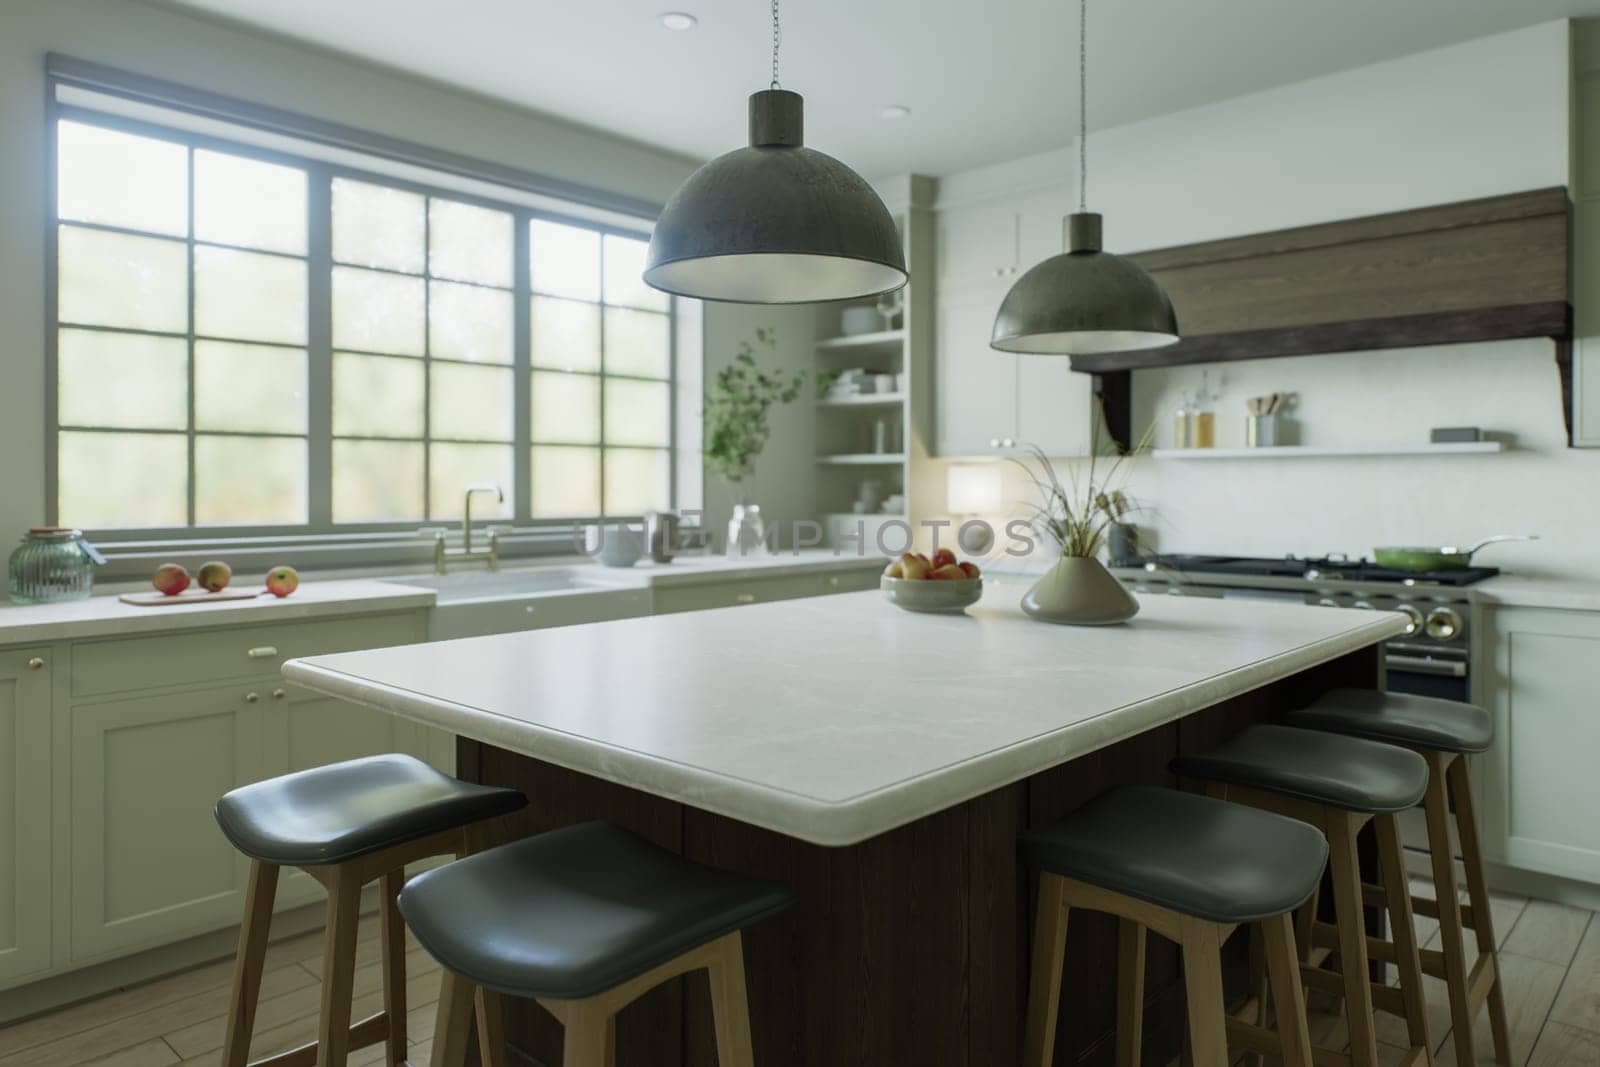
[50,114,675,534]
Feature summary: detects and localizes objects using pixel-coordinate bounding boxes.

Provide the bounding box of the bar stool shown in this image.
[1021,785,1329,1067]
[214,754,527,1067]
[398,820,795,1067]
[1172,724,1435,1067]
[1288,689,1510,1067]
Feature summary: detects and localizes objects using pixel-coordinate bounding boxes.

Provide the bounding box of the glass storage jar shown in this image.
[7,528,100,603]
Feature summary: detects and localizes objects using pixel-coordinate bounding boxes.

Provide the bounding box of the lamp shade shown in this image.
[990,212,1178,355]
[644,90,908,304]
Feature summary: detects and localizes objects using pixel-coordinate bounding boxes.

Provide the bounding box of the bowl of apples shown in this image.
[880,549,983,614]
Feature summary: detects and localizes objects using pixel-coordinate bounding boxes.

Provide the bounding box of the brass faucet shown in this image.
[427,484,504,573]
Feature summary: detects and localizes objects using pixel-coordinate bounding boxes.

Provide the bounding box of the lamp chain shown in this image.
[1078,0,1087,211]
[770,0,782,89]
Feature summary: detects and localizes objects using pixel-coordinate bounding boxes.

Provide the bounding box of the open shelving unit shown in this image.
[807,176,935,549]
[1151,442,1505,460]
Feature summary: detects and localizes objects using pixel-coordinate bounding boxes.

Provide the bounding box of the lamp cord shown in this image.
[770,0,782,89]
[1078,0,1087,211]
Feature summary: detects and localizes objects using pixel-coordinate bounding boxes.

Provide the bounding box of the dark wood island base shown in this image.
[454,646,1380,1067]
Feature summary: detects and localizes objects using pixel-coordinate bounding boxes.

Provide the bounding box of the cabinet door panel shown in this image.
[1016,355,1095,457]
[935,201,1019,285]
[934,281,1017,457]
[1485,607,1600,882]
[0,648,52,985]
[70,687,259,961]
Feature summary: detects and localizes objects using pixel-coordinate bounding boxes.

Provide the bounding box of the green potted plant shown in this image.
[1008,422,1150,625]
[705,327,804,555]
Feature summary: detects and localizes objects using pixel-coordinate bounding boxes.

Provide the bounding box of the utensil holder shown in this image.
[1245,413,1283,447]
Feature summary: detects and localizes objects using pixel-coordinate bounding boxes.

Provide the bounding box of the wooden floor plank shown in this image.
[1549,915,1600,1035]
[1433,952,1566,1067]
[1527,1020,1600,1065]
[1504,903,1592,968]
[86,1037,181,1066]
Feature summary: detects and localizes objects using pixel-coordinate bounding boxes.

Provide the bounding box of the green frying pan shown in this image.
[1373,534,1539,572]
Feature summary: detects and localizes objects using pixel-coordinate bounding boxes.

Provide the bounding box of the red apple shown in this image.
[900,554,932,581]
[265,565,300,598]
[152,563,190,596]
[930,563,966,581]
[958,561,981,579]
[931,547,957,569]
[197,560,232,593]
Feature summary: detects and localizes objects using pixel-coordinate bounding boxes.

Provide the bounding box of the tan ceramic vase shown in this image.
[1021,556,1140,626]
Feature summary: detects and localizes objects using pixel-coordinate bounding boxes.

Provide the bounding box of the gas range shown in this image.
[1111,553,1486,704]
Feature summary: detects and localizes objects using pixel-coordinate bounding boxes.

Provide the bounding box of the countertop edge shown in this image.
[283,610,1404,847]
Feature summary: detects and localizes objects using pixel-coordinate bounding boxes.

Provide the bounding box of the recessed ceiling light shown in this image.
[881,104,911,120]
[659,11,697,31]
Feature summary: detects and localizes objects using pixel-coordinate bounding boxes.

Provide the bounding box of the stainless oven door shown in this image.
[1384,647,1470,703]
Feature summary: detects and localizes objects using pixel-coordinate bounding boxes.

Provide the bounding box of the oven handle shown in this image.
[1385,654,1468,678]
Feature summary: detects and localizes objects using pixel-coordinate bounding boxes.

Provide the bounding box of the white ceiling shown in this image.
[161,0,1600,179]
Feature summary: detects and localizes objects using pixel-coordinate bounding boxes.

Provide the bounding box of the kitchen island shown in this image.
[286,583,1405,1067]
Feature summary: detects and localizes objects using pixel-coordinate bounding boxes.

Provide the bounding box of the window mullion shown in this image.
[185,146,197,527]
[306,163,334,528]
[514,212,532,524]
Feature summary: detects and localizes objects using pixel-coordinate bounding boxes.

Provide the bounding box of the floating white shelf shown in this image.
[1151,442,1505,460]
[815,329,906,350]
[816,453,907,465]
[816,392,905,408]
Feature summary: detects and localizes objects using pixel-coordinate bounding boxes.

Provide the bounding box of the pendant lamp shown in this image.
[643,0,908,304]
[990,0,1179,354]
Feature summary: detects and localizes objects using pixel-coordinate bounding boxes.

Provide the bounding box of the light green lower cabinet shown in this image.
[1481,606,1600,883]
[69,685,262,962]
[0,648,52,985]
[652,569,879,615]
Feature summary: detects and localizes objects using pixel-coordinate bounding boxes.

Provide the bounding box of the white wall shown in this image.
[931,20,1600,580]
[0,0,703,544]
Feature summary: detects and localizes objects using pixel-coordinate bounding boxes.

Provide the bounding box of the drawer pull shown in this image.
[27,657,45,671]
[272,688,286,701]
[734,593,756,604]
[246,646,279,659]
[244,692,260,704]
[829,577,840,587]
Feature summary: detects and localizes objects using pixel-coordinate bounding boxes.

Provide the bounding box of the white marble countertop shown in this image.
[1473,575,1600,612]
[0,579,436,645]
[285,583,1406,847]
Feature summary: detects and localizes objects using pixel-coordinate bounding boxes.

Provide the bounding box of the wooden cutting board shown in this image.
[119,588,266,607]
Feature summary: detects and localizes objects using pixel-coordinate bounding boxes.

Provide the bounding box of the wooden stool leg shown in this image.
[1449,753,1513,1065]
[1116,919,1146,1067]
[316,867,365,1067]
[1242,923,1268,1067]
[708,932,756,1067]
[1261,912,1315,1067]
[379,868,408,1064]
[1023,873,1072,1067]
[1376,812,1432,1056]
[476,988,509,1067]
[222,860,279,1067]
[1179,916,1229,1067]
[1424,752,1479,1067]
[1328,812,1381,1067]
[431,970,476,1067]
[562,1002,616,1067]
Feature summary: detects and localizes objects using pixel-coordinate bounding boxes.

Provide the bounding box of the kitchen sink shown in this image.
[391,566,620,603]
[386,566,652,639]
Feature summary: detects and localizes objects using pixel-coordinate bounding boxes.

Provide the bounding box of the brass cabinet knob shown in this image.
[246,646,279,659]
[27,657,45,671]
[244,692,260,704]
[734,593,756,604]
[272,688,286,701]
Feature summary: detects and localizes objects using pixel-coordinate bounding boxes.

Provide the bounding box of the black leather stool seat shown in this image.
[399,821,796,1000]
[1173,724,1428,814]
[1020,785,1328,924]
[215,754,527,866]
[1287,688,1494,754]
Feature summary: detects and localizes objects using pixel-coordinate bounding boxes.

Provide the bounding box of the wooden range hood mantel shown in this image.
[1071,186,1576,440]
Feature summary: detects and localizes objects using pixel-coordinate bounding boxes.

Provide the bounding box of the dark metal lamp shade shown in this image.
[644,90,908,304]
[990,212,1179,354]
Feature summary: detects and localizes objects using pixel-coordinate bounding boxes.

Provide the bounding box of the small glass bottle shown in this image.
[1173,392,1193,449]
[1192,372,1217,448]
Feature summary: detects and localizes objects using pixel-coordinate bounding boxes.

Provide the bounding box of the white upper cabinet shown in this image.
[933,184,1096,458]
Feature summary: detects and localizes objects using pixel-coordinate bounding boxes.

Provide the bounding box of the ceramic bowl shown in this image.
[881,576,982,614]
